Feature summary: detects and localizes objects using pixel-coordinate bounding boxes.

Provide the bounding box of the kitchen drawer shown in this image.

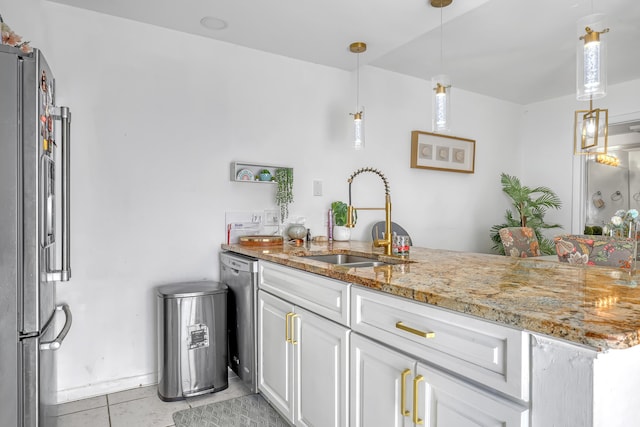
[259,261,350,326]
[351,285,529,401]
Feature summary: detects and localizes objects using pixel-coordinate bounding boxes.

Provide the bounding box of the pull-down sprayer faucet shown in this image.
[346,167,393,256]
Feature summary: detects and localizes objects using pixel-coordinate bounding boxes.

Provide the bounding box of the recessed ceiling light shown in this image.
[200,16,228,31]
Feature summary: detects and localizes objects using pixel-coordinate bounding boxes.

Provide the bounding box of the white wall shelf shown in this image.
[230,161,292,183]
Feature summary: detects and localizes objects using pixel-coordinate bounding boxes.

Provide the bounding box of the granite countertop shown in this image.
[221,240,640,351]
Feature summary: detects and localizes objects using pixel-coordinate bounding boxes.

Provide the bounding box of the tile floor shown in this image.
[56,371,252,427]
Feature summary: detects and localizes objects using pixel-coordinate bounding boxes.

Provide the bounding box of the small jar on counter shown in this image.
[394,235,410,256]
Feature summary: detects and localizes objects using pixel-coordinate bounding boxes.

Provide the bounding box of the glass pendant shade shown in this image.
[432,75,451,132]
[577,14,608,100]
[353,110,364,150]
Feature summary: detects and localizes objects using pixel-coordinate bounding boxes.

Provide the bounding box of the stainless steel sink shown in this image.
[301,253,390,267]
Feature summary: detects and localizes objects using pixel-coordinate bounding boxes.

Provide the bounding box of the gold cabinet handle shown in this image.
[290,314,299,345]
[396,321,435,339]
[285,312,292,343]
[400,369,411,417]
[413,375,424,425]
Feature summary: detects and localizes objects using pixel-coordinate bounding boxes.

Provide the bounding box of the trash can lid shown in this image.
[157,281,228,298]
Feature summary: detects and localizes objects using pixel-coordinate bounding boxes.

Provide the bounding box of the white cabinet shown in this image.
[351,333,529,427]
[256,260,530,426]
[351,286,530,426]
[258,261,350,427]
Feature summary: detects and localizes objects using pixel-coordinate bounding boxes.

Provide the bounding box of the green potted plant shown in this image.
[275,168,293,221]
[331,201,356,241]
[490,173,562,255]
[259,169,272,181]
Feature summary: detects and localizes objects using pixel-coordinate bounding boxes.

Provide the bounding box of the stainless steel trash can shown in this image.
[157,281,228,401]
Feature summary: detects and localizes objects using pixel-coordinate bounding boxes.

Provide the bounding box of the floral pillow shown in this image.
[554,234,637,269]
[499,227,540,258]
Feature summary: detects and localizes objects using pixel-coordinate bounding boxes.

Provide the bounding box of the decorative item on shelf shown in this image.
[236,168,254,181]
[489,173,562,255]
[583,225,603,235]
[610,190,623,202]
[595,153,619,166]
[603,209,638,239]
[430,0,453,133]
[331,201,356,241]
[258,169,272,181]
[592,191,605,209]
[274,168,293,221]
[573,13,610,157]
[0,14,32,53]
[349,41,367,150]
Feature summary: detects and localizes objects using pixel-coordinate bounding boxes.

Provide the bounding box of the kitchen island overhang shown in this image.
[221,240,640,352]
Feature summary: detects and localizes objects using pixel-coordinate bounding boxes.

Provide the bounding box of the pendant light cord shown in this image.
[356,52,360,111]
[439,5,444,74]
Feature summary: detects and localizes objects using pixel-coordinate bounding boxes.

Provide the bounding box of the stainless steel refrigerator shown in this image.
[0,44,72,427]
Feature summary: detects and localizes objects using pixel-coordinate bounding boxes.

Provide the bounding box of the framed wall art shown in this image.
[410,130,476,173]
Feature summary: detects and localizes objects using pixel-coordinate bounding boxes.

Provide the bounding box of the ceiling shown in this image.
[47,0,640,105]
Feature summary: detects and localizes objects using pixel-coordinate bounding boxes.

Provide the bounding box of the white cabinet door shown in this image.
[351,334,529,427]
[259,290,350,427]
[415,363,529,427]
[258,290,294,422]
[350,334,416,427]
[295,306,349,427]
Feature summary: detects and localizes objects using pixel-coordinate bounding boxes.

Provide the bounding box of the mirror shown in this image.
[583,120,640,232]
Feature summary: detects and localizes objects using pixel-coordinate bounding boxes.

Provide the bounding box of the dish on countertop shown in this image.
[238,235,284,246]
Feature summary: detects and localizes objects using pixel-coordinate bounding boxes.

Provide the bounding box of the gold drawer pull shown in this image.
[400,369,411,417]
[413,375,424,425]
[396,321,435,339]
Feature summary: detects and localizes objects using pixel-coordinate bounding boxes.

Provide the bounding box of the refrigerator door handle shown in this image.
[47,106,71,282]
[40,304,72,351]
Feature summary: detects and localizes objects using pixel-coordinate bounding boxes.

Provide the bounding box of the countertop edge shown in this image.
[221,242,640,352]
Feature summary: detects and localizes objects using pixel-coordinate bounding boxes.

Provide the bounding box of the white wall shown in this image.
[0,0,583,402]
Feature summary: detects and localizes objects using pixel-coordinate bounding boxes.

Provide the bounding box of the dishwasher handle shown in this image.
[220,253,257,273]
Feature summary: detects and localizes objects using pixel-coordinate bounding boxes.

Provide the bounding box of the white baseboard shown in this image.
[56,372,157,404]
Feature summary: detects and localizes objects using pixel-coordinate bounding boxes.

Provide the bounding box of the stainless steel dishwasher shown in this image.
[220,251,259,393]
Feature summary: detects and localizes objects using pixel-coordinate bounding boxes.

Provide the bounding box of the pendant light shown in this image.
[573,3,610,156]
[576,14,609,100]
[349,42,366,150]
[431,0,452,133]
[574,99,609,155]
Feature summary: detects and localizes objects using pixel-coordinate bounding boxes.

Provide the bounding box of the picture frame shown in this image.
[410,130,476,173]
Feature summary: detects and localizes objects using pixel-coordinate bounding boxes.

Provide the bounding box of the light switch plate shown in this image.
[313,180,323,196]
